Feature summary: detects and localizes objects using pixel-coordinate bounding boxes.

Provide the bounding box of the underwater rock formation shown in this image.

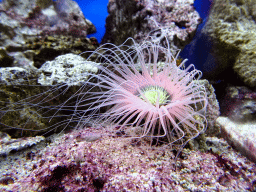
[0,131,44,157]
[217,116,256,163]
[1,128,255,191]
[221,86,256,122]
[102,0,201,54]
[0,54,100,137]
[201,79,220,136]
[192,0,256,87]
[38,53,99,86]
[216,85,256,164]
[0,0,97,68]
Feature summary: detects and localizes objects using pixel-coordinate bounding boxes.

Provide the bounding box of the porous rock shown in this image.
[0,67,37,85]
[2,128,256,191]
[198,0,256,87]
[220,86,256,122]
[0,0,97,68]
[216,116,256,163]
[0,131,45,157]
[38,53,99,86]
[102,0,201,54]
[200,79,220,136]
[0,54,100,138]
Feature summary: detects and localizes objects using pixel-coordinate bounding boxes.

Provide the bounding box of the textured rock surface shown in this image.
[0,66,50,138]
[0,67,37,85]
[0,48,14,67]
[200,79,220,136]
[1,128,255,191]
[102,0,201,54]
[198,0,256,87]
[0,0,97,68]
[220,86,256,122]
[0,54,100,137]
[0,131,48,188]
[0,132,45,157]
[24,35,99,69]
[38,53,99,86]
[216,116,256,163]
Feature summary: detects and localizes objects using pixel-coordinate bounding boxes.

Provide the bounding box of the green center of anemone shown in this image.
[139,86,171,106]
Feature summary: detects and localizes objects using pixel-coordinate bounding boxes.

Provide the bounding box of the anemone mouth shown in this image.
[138,85,171,107]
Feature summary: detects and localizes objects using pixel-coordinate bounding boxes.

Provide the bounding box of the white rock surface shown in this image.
[38,53,99,86]
[216,116,256,163]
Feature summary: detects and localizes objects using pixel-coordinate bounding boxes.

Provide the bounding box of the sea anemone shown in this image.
[0,36,208,147]
[73,37,208,146]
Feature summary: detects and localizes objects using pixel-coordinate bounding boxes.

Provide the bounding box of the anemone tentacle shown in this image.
[0,36,208,146]
[74,37,208,146]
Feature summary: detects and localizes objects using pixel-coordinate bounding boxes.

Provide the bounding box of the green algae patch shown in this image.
[0,83,83,138]
[0,83,51,137]
[0,68,79,138]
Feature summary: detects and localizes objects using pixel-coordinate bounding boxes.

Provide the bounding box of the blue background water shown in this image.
[74,0,108,42]
[180,0,214,76]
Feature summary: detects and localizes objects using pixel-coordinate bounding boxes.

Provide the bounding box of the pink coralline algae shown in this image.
[102,0,202,54]
[3,128,256,192]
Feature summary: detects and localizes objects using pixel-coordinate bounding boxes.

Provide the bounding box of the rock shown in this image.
[0,54,100,138]
[0,47,14,67]
[195,0,256,87]
[216,116,256,163]
[2,128,255,191]
[24,35,98,68]
[0,131,45,157]
[220,86,256,122]
[185,80,220,151]
[0,0,97,68]
[102,0,201,54]
[200,79,220,136]
[0,131,46,190]
[38,53,99,86]
[0,66,51,138]
[0,67,37,85]
[234,48,256,88]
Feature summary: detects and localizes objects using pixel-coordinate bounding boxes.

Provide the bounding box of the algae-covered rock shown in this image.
[200,79,220,136]
[233,46,256,87]
[221,86,256,122]
[102,0,201,55]
[0,47,14,67]
[0,67,49,137]
[4,128,256,191]
[197,0,256,87]
[185,79,220,151]
[0,0,97,68]
[25,35,98,68]
[0,54,100,138]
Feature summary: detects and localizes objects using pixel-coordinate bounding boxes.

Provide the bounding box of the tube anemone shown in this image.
[74,37,208,146]
[0,37,208,146]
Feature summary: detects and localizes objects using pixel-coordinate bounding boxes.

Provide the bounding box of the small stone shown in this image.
[0,132,45,157]
[216,116,256,163]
